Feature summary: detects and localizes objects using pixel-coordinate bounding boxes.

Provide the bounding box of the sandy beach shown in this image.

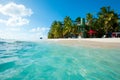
[46,38,120,48]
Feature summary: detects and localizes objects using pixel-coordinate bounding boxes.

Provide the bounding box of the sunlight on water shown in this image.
[0,40,120,80]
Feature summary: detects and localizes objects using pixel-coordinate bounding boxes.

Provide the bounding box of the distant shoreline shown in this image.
[1,38,120,48]
[46,38,120,48]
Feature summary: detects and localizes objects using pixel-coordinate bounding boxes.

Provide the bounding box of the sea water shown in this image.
[0,40,120,80]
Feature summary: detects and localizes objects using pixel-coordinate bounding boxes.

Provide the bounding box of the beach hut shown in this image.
[88,30,96,38]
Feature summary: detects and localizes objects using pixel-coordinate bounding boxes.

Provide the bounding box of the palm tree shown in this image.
[86,13,94,30]
[48,21,63,38]
[54,21,63,38]
[98,6,119,34]
[71,23,79,38]
[75,17,81,24]
[63,16,72,38]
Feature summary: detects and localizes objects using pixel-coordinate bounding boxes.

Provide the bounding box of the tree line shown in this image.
[48,6,120,38]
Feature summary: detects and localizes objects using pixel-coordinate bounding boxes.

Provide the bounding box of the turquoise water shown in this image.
[0,40,120,80]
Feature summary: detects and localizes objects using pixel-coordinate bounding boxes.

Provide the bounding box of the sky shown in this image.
[0,0,120,40]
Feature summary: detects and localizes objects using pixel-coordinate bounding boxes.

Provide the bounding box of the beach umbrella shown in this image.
[88,30,96,35]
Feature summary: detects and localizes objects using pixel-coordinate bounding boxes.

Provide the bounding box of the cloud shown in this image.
[29,27,50,39]
[30,27,49,32]
[6,17,29,26]
[8,27,21,31]
[0,27,50,40]
[0,2,33,26]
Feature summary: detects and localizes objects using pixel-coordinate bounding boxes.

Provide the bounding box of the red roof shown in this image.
[88,30,96,35]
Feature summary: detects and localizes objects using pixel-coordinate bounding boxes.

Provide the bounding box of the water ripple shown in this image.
[0,40,120,80]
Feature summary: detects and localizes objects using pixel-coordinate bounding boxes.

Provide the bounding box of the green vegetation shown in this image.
[48,21,63,38]
[48,6,120,38]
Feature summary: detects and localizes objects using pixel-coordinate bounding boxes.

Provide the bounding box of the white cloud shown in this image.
[9,27,21,31]
[0,2,32,17]
[0,2,33,26]
[0,27,50,40]
[6,17,29,26]
[30,27,49,32]
[29,27,50,39]
[0,30,18,40]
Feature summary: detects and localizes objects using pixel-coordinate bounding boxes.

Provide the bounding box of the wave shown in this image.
[0,39,120,80]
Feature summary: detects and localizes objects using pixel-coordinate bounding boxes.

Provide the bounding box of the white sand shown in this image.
[47,38,120,42]
[45,38,120,48]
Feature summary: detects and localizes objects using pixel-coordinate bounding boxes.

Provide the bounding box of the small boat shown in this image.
[40,37,43,39]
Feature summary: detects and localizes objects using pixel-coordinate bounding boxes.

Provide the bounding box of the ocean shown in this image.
[0,40,120,80]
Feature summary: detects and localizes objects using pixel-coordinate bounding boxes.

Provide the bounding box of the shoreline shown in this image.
[45,38,120,48]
